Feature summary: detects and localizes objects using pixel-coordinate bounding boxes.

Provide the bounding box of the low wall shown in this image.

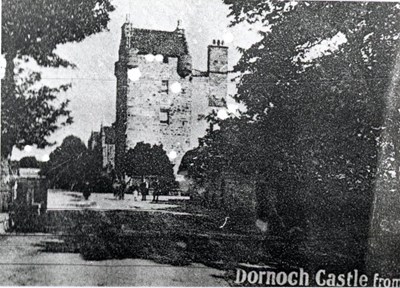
[9,178,48,231]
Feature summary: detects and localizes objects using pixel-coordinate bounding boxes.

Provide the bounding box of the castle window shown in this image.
[160,108,170,124]
[209,94,225,107]
[163,57,169,64]
[161,80,169,93]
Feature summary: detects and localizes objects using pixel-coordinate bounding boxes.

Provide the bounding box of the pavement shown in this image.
[0,235,228,286]
[48,190,191,214]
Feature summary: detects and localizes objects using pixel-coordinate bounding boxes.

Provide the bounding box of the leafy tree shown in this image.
[2,70,73,158]
[42,134,113,193]
[179,118,253,183]
[19,156,40,168]
[41,135,88,191]
[124,142,176,191]
[81,144,113,193]
[213,0,400,268]
[222,1,400,230]
[1,0,115,158]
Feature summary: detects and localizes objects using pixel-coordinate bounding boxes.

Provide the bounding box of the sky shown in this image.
[11,0,261,161]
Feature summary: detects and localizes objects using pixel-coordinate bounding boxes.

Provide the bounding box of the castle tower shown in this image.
[114,20,193,173]
[114,19,228,174]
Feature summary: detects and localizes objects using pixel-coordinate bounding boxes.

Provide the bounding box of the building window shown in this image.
[160,108,170,124]
[209,94,225,107]
[163,57,169,64]
[161,80,169,93]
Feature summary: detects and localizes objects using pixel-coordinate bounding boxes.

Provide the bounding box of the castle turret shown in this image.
[177,54,192,78]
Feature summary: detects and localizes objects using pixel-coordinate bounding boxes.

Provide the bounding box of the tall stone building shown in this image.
[100,126,116,170]
[114,19,228,172]
[88,125,115,171]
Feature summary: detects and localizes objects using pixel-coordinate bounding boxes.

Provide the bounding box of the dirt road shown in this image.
[0,235,228,286]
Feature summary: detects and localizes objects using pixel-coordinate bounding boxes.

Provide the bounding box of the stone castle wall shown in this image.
[125,56,193,168]
[190,77,210,149]
[114,24,228,172]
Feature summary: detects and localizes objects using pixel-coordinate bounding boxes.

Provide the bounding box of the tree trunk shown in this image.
[367,44,400,275]
[0,52,17,211]
[1,51,17,158]
[0,157,13,212]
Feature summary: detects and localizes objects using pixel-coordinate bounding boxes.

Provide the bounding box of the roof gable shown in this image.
[128,28,189,57]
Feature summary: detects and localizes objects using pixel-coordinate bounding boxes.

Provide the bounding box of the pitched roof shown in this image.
[128,28,189,57]
[102,126,115,145]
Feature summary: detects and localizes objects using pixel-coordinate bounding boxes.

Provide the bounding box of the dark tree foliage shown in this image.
[84,141,113,193]
[179,134,222,186]
[180,1,400,245]
[19,156,40,168]
[221,1,400,233]
[1,0,115,158]
[182,0,398,269]
[41,135,112,192]
[41,135,88,191]
[1,71,72,157]
[180,118,257,182]
[124,142,176,190]
[2,0,115,68]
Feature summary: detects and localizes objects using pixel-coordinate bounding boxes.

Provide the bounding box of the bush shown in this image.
[79,221,130,260]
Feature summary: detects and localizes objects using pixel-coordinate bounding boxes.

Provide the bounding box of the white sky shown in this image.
[11,0,261,161]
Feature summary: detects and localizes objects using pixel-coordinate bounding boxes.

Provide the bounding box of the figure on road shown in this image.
[152,179,160,203]
[140,182,147,201]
